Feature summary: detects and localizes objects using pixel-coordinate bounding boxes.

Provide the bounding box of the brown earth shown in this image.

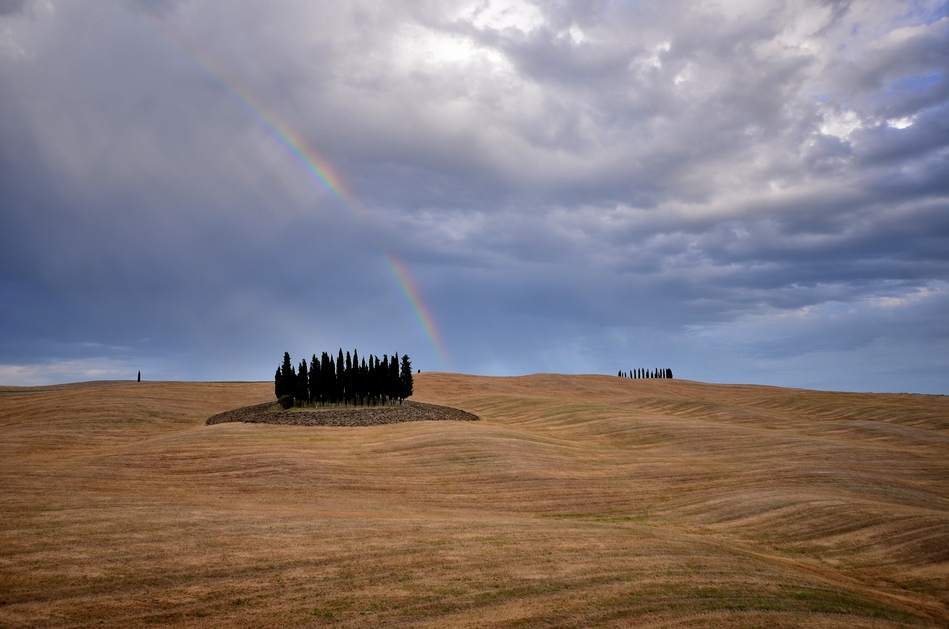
[0,373,947,627]
[206,400,479,427]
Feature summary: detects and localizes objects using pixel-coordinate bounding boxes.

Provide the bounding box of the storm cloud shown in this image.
[1,0,947,393]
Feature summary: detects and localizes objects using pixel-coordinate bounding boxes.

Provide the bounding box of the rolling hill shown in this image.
[1,374,947,627]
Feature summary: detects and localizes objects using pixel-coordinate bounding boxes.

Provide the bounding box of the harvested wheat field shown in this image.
[1,374,947,628]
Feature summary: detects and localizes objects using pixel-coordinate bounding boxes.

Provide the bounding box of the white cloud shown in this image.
[0,358,133,386]
[886,115,915,129]
[467,0,545,33]
[820,109,862,139]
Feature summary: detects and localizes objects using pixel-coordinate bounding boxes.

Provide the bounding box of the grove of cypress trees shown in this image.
[275,348,415,407]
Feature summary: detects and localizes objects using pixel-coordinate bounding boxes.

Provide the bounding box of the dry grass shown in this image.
[1,374,947,627]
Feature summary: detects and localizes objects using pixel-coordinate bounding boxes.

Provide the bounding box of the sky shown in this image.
[1,0,947,393]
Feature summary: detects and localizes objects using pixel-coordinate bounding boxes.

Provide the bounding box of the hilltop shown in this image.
[0,373,947,627]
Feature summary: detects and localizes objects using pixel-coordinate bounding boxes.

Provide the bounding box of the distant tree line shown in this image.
[274,349,413,407]
[618,368,673,379]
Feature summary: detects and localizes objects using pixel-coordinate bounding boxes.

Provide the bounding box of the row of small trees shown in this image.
[275,350,413,406]
[619,368,673,379]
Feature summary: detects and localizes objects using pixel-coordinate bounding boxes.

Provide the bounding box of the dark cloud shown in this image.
[0,0,29,16]
[120,0,181,16]
[0,0,946,391]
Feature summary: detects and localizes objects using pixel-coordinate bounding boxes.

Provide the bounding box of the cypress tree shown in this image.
[281,352,295,399]
[372,355,379,404]
[274,367,282,399]
[297,358,309,404]
[400,354,413,404]
[381,354,389,403]
[389,353,399,404]
[352,349,360,405]
[321,352,332,405]
[344,351,353,405]
[337,349,345,404]
[309,354,320,406]
[367,356,375,405]
[666,368,673,379]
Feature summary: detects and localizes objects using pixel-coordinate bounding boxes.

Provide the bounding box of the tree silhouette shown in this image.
[400,354,413,403]
[321,352,333,405]
[309,354,321,405]
[277,348,415,407]
[296,358,309,403]
[276,352,295,399]
[336,349,345,404]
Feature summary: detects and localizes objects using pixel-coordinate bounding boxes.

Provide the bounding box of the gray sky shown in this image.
[2,0,947,393]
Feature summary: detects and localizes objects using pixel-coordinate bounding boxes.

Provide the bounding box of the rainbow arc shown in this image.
[137,14,449,367]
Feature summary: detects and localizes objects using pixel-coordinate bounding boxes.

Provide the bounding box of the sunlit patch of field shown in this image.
[1,375,947,627]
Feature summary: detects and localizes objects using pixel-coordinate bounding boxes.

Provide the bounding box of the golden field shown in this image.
[1,374,947,627]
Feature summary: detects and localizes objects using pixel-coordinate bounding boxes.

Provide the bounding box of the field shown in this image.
[1,374,947,627]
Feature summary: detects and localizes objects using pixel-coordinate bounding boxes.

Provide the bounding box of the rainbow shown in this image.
[383,253,449,362]
[136,13,449,367]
